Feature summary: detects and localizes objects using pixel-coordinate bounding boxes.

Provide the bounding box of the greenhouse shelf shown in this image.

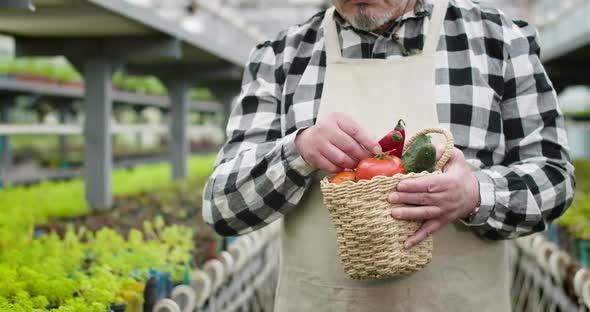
[1,148,219,186]
[0,124,220,136]
[0,77,221,112]
[0,0,250,208]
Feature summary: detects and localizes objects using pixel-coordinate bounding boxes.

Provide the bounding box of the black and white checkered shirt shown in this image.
[203,0,575,239]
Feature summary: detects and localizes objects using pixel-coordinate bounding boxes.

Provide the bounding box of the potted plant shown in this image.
[142,277,158,312]
[109,302,128,312]
[193,230,218,266]
[119,281,145,312]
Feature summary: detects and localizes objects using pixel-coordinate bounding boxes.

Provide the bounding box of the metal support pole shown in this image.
[167,80,190,180]
[133,106,144,147]
[208,80,241,140]
[220,94,234,138]
[195,112,203,126]
[83,58,113,209]
[208,83,241,142]
[0,100,14,170]
[57,102,69,159]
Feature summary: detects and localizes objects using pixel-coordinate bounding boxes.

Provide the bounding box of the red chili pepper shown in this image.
[378,119,406,158]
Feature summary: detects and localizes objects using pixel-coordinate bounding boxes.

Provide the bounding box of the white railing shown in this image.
[149,228,590,312]
[153,222,281,312]
[511,234,590,311]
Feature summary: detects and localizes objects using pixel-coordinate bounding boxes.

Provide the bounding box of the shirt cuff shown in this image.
[281,128,317,177]
[461,170,495,227]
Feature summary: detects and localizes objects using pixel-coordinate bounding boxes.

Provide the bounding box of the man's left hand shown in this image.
[388,147,480,249]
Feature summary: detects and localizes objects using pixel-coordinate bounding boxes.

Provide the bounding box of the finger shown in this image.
[336,118,382,155]
[321,144,358,169]
[436,144,462,173]
[445,147,465,164]
[329,129,373,161]
[435,143,445,161]
[391,206,443,221]
[443,148,468,173]
[397,174,451,193]
[449,148,466,166]
[404,219,444,249]
[453,147,465,160]
[388,191,442,206]
[312,153,343,174]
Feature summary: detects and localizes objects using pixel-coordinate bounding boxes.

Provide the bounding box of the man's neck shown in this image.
[372,0,418,35]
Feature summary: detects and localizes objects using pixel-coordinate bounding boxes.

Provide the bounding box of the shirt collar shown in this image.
[334,0,433,38]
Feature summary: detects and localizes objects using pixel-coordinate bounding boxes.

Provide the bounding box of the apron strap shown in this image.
[422,0,449,56]
[321,0,449,61]
[321,7,342,63]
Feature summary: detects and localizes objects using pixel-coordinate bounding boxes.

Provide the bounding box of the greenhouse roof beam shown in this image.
[89,0,254,66]
[0,0,32,10]
[0,0,256,66]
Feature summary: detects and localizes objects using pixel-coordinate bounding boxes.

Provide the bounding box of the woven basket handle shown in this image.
[402,128,455,171]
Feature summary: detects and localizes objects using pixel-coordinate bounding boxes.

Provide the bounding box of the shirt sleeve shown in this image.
[463,20,576,239]
[202,41,316,236]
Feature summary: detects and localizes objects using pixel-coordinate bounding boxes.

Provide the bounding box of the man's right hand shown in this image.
[294,112,382,173]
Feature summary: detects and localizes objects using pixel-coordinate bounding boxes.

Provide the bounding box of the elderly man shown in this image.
[203,0,575,310]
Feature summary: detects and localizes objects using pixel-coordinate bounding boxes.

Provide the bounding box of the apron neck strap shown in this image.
[322,0,449,61]
[422,0,449,55]
[321,7,342,62]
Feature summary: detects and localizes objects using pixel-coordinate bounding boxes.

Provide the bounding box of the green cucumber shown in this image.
[402,135,437,173]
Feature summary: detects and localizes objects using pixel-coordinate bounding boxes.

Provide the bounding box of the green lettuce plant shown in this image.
[53,298,106,312]
[556,160,590,239]
[0,154,212,310]
[0,155,215,252]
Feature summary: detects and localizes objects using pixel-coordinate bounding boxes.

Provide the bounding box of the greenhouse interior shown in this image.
[0,0,589,311]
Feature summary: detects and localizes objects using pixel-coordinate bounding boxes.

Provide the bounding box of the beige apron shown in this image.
[275,1,511,311]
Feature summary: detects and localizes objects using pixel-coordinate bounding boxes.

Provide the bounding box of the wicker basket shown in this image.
[320,128,454,280]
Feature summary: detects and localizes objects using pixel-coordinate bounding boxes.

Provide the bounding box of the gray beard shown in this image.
[345,4,396,32]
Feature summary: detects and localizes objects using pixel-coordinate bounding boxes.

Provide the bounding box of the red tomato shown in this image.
[356,154,406,181]
[331,170,357,184]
